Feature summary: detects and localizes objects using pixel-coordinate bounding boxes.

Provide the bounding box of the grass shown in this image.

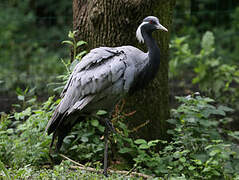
[0,160,151,180]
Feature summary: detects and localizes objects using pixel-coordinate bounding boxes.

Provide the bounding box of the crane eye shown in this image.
[149,20,156,25]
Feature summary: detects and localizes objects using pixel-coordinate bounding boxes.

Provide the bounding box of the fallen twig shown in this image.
[59,154,84,167]
[59,153,153,179]
[70,165,153,179]
[130,120,150,133]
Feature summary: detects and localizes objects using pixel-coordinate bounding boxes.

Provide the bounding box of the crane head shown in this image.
[136,16,168,43]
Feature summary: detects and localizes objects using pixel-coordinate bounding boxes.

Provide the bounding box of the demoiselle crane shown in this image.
[45,16,168,176]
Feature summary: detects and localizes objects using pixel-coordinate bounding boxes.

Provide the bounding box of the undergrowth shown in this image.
[1,92,239,179]
[170,31,239,114]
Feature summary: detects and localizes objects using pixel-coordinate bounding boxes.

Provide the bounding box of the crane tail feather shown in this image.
[45,106,65,135]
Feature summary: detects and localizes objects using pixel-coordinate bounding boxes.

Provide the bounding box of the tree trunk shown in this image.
[73,0,175,140]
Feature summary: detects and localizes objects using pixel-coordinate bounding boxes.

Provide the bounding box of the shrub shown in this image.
[119,93,239,179]
[170,31,239,111]
[0,0,71,94]
[0,96,55,168]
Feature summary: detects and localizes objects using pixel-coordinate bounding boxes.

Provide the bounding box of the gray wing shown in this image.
[45,46,147,134]
[59,47,126,113]
[61,47,124,98]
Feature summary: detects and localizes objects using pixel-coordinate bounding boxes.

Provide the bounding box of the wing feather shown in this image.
[46,46,147,135]
[56,47,128,114]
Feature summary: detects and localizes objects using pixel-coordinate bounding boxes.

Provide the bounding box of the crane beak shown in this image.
[156,23,168,32]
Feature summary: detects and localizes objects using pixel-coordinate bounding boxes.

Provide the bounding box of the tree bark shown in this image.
[73,0,175,140]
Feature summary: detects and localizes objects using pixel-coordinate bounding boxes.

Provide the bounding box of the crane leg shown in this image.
[48,131,57,163]
[103,125,109,177]
[103,117,116,134]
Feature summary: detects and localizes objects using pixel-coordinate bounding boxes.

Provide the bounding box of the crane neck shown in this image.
[142,30,160,60]
[128,30,161,94]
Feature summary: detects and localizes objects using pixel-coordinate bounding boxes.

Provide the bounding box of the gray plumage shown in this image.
[45,16,168,175]
[45,46,147,134]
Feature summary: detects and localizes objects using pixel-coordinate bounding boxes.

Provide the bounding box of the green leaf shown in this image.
[202,166,211,172]
[62,40,74,46]
[165,145,174,151]
[209,150,220,156]
[213,109,226,116]
[192,159,202,165]
[96,110,107,115]
[203,97,215,103]
[201,31,215,50]
[17,95,25,101]
[23,107,32,116]
[167,119,177,124]
[76,50,87,60]
[91,119,99,127]
[119,147,133,154]
[68,30,78,39]
[0,160,11,180]
[134,139,147,144]
[212,170,221,176]
[188,166,196,170]
[139,144,150,149]
[76,41,87,47]
[27,98,36,104]
[179,157,186,163]
[6,128,13,134]
[148,140,160,147]
[81,136,89,142]
[70,145,78,150]
[97,125,105,132]
[178,165,183,171]
[173,151,181,159]
[217,105,234,112]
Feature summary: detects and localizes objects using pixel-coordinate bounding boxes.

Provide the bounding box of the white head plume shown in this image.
[136,22,147,43]
[136,16,168,43]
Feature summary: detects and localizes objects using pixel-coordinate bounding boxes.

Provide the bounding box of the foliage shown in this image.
[0,160,11,180]
[0,161,144,180]
[59,118,105,164]
[170,31,239,110]
[0,97,55,168]
[0,91,145,178]
[1,88,239,179]
[50,30,87,93]
[62,30,87,61]
[212,6,239,63]
[0,0,71,94]
[119,93,239,179]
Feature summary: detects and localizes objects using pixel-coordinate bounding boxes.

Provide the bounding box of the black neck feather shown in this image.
[129,29,161,94]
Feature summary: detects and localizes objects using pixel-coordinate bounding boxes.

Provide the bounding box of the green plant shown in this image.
[2,79,239,179]
[0,160,12,180]
[163,94,239,179]
[0,0,70,95]
[13,87,37,110]
[62,30,87,61]
[60,117,105,164]
[169,36,193,78]
[192,32,239,104]
[118,93,239,179]
[170,31,239,110]
[1,160,144,179]
[49,30,87,93]
[0,96,57,168]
